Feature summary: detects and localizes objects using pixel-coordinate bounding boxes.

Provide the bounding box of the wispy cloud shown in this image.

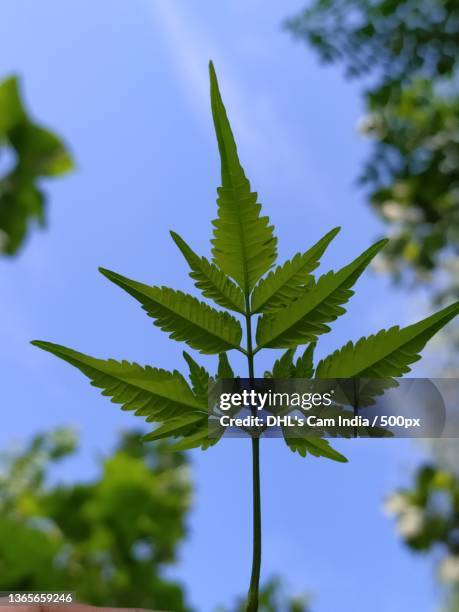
[148,1,246,133]
[146,0,317,189]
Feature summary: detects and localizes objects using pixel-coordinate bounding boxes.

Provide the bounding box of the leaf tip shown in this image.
[376,238,389,250]
[170,230,184,249]
[98,267,120,284]
[442,300,459,322]
[30,340,57,355]
[359,238,389,262]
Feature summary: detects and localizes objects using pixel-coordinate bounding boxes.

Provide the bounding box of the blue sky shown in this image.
[0,1,445,610]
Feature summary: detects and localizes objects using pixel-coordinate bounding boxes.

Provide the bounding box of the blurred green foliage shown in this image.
[0,76,73,256]
[386,463,459,611]
[0,428,192,611]
[287,6,459,607]
[286,0,459,301]
[218,577,311,612]
[387,464,459,553]
[0,428,312,611]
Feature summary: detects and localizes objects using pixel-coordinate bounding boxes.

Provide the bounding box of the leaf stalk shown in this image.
[244,294,262,612]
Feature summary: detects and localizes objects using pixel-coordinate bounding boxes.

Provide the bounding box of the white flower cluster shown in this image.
[384,492,424,538]
[439,555,459,584]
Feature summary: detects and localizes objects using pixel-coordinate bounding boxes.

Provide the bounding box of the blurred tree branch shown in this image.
[0,429,192,611]
[286,4,459,608]
[385,463,459,611]
[0,429,312,611]
[286,0,459,302]
[0,76,73,256]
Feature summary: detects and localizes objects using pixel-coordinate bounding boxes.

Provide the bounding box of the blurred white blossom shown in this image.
[356,113,382,136]
[397,507,424,538]
[384,492,409,516]
[384,493,424,538]
[439,555,459,584]
[381,201,423,223]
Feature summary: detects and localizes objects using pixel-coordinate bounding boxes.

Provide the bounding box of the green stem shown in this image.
[247,436,261,612]
[245,303,255,379]
[244,299,261,612]
[353,377,359,438]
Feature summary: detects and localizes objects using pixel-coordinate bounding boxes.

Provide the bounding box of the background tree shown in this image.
[0,429,311,612]
[286,3,459,608]
[385,463,459,611]
[0,75,73,256]
[0,428,192,612]
[286,0,459,303]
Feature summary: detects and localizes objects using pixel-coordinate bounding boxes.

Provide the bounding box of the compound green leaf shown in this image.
[209,61,277,293]
[251,227,340,313]
[316,301,459,378]
[255,240,387,350]
[170,231,244,313]
[99,268,243,354]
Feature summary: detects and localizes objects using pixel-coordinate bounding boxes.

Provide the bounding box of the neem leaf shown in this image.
[316,301,459,378]
[255,240,387,350]
[31,341,206,422]
[171,231,244,313]
[99,268,243,354]
[209,61,277,293]
[217,352,235,379]
[251,227,340,313]
[283,434,348,462]
[183,351,210,405]
[294,343,316,378]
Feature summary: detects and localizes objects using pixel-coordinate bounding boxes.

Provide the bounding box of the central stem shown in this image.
[247,436,261,611]
[245,299,262,612]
